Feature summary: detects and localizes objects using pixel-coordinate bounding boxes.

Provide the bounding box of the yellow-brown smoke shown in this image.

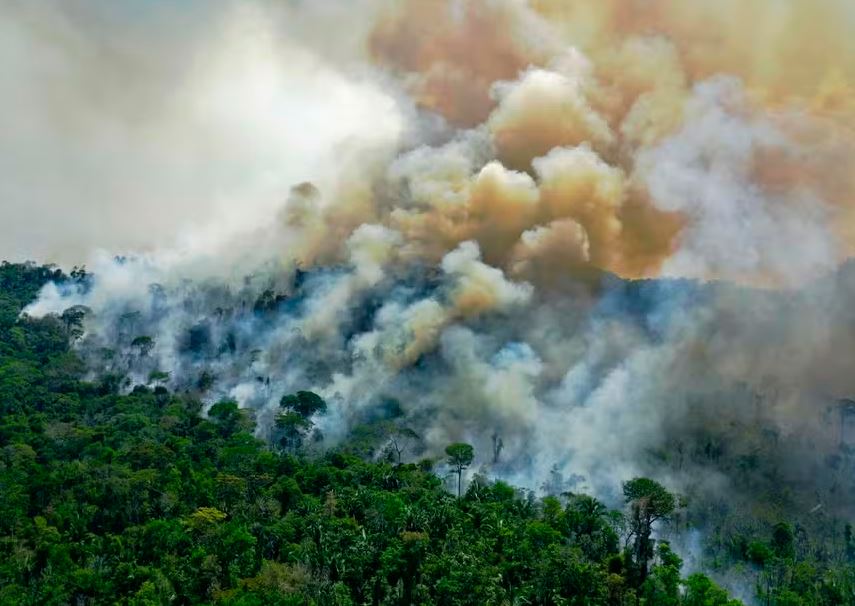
[369,0,554,128]
[294,0,855,289]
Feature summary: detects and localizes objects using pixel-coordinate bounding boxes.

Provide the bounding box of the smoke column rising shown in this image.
[13,0,855,518]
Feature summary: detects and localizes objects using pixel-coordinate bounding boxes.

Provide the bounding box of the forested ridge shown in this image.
[0,262,852,605]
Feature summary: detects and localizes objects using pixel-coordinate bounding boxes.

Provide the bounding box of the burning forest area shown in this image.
[2,1,855,604]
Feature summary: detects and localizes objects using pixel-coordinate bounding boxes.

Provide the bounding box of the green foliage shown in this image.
[0,261,830,606]
[640,542,682,606]
[623,477,678,588]
[771,522,795,560]
[623,478,677,520]
[186,507,228,530]
[280,390,327,419]
[445,442,474,467]
[747,540,774,566]
[131,335,154,356]
[445,442,474,497]
[683,573,742,606]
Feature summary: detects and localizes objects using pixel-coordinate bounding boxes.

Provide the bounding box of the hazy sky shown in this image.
[0,0,399,265]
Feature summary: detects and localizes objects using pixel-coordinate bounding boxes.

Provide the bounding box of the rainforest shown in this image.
[3,1,855,604]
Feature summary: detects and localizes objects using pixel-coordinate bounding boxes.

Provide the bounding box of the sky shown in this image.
[0,0,400,264]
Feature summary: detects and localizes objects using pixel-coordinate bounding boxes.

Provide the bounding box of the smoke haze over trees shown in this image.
[3,0,855,603]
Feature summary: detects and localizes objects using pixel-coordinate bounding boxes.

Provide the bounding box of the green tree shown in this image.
[208,400,255,437]
[0,262,751,606]
[275,391,327,454]
[445,443,474,497]
[623,477,676,587]
[683,573,742,606]
[131,335,154,356]
[274,411,312,454]
[771,522,795,560]
[640,541,682,606]
[280,391,327,418]
[60,305,90,340]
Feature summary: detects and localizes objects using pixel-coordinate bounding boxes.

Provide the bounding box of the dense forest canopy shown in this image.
[4,1,855,605]
[2,261,854,605]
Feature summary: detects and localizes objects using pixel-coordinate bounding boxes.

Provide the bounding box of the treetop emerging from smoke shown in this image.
[10,0,855,510]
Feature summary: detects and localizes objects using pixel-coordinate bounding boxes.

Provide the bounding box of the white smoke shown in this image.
[636,78,838,285]
[0,0,402,264]
[11,1,855,529]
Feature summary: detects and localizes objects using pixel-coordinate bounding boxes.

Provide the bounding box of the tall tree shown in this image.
[275,391,328,453]
[280,391,327,418]
[445,442,474,497]
[382,423,421,464]
[623,477,676,588]
[491,432,504,464]
[131,335,154,357]
[60,305,90,340]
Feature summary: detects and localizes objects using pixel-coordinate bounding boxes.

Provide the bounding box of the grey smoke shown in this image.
[11,0,855,528]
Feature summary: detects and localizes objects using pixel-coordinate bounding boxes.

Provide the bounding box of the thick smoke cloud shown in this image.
[15,0,855,530]
[637,78,840,285]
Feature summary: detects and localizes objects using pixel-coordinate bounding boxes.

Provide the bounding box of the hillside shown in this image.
[4,1,855,604]
[4,261,855,604]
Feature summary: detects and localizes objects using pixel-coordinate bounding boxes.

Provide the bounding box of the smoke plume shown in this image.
[12,0,855,527]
